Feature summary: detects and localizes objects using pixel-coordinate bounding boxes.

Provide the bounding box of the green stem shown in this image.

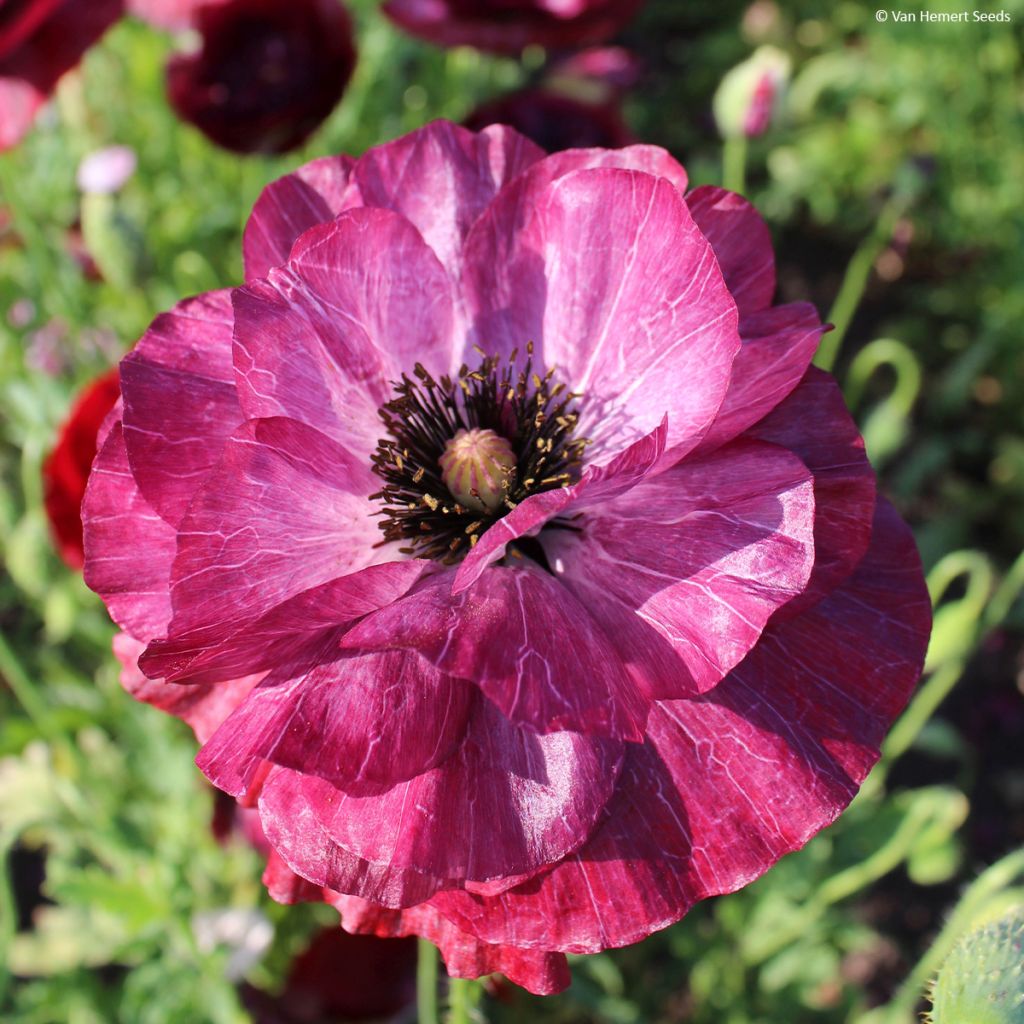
[448,978,480,1024]
[815,195,905,373]
[0,831,17,1009]
[417,938,439,1024]
[722,135,748,195]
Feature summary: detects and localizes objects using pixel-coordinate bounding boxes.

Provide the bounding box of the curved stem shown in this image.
[417,938,439,1024]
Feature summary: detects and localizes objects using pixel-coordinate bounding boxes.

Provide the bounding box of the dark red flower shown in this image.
[465,88,632,151]
[165,0,356,154]
[383,0,643,55]
[83,122,931,995]
[43,368,121,568]
[0,0,124,150]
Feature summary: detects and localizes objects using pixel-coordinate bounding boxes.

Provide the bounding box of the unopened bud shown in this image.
[439,428,516,513]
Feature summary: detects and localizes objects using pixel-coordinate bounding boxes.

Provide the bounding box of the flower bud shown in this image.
[439,428,516,513]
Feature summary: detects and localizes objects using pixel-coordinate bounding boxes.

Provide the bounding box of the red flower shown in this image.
[42,368,120,568]
[383,0,643,55]
[128,0,221,31]
[165,0,356,154]
[245,928,417,1024]
[0,0,124,150]
[83,122,931,995]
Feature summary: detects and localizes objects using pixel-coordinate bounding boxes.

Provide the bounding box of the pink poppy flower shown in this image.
[165,0,356,154]
[383,0,643,55]
[0,0,124,151]
[83,121,931,995]
[43,368,121,568]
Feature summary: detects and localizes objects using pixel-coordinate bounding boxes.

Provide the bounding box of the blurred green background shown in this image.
[1,1,1023,1021]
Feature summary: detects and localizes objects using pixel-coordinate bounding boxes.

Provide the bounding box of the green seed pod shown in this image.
[928,907,1024,1024]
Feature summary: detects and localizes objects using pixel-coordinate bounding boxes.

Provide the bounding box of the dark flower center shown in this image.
[371,345,588,563]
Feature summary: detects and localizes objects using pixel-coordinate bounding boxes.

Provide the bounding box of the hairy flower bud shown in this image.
[439,428,516,513]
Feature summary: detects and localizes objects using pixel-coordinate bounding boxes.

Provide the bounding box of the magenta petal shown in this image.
[462,166,740,462]
[242,154,357,281]
[142,560,427,683]
[431,498,930,953]
[545,438,816,697]
[352,120,545,282]
[342,564,650,741]
[526,143,690,194]
[197,647,474,792]
[453,417,666,592]
[155,417,379,661]
[257,695,622,893]
[120,290,243,527]
[330,894,570,996]
[232,207,456,456]
[685,185,775,317]
[696,302,825,454]
[113,632,261,744]
[747,368,876,617]
[82,423,177,643]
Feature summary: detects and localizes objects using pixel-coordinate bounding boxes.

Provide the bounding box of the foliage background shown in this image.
[1,0,1023,1021]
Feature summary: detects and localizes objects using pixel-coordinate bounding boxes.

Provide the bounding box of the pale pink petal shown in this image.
[232,208,456,456]
[82,423,176,643]
[342,563,650,741]
[330,894,570,996]
[543,438,816,697]
[352,120,545,282]
[462,166,740,462]
[430,498,931,953]
[197,647,474,792]
[256,695,623,900]
[242,154,357,281]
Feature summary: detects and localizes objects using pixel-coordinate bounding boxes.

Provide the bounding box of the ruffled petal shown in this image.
[242,154,357,281]
[120,290,243,527]
[696,302,825,453]
[352,120,545,282]
[82,423,177,643]
[685,185,775,317]
[526,142,689,194]
[151,417,380,664]
[545,438,815,697]
[256,695,622,901]
[747,368,876,617]
[142,561,428,683]
[462,166,740,462]
[197,646,474,792]
[232,207,456,456]
[113,632,261,744]
[430,498,930,953]
[342,563,650,741]
[329,893,570,996]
